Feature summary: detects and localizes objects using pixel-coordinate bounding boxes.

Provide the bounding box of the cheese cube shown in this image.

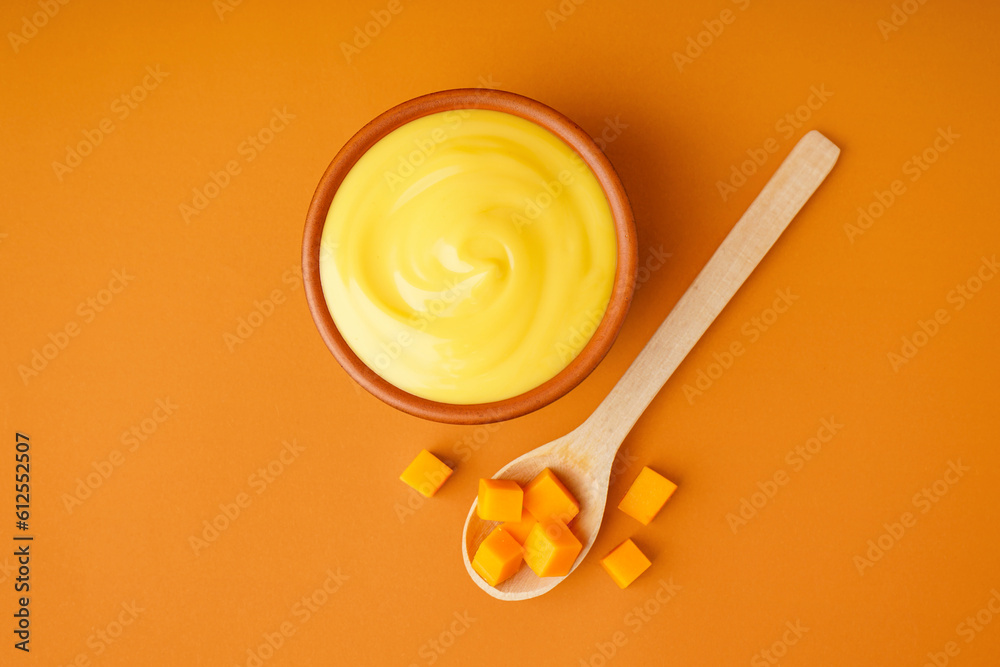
[471,527,523,587]
[523,468,579,523]
[501,507,538,545]
[399,450,453,498]
[600,539,652,589]
[523,518,582,577]
[477,479,523,522]
[618,466,676,525]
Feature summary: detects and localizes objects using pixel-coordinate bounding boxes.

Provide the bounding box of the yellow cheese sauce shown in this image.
[319,108,616,404]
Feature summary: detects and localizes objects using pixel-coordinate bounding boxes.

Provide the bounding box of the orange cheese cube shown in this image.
[618,466,676,525]
[523,518,582,577]
[523,468,579,523]
[471,527,523,587]
[600,539,652,589]
[399,450,453,498]
[477,479,523,522]
[501,507,538,545]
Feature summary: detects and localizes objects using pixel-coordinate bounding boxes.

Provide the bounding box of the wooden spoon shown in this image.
[461,130,840,600]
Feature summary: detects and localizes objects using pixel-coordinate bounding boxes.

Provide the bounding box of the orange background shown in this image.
[3,0,1000,665]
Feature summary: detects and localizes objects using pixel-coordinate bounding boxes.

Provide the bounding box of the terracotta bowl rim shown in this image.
[302,88,638,424]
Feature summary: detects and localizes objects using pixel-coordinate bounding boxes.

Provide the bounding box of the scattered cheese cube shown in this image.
[471,527,523,587]
[600,539,652,589]
[523,468,579,523]
[501,507,538,545]
[399,450,453,498]
[618,466,676,525]
[477,479,523,522]
[523,518,582,577]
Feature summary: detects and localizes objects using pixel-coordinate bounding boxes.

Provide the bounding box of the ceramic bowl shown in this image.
[303,88,637,424]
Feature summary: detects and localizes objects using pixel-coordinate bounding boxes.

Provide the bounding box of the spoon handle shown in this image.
[585,130,840,448]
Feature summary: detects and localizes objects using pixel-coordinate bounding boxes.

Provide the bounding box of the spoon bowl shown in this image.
[461,131,841,601]
[462,429,615,600]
